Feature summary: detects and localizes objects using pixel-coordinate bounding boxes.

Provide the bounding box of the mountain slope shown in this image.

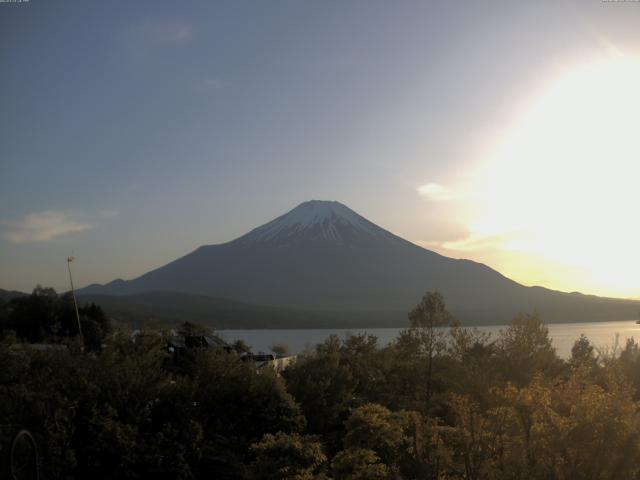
[0,288,28,302]
[76,291,408,329]
[78,200,640,325]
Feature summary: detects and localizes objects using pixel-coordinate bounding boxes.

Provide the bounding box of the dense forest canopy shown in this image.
[2,289,640,479]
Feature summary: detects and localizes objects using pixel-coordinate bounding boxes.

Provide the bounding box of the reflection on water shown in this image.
[219,320,640,359]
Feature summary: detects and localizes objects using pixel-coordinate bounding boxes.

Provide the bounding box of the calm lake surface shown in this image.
[219,320,640,358]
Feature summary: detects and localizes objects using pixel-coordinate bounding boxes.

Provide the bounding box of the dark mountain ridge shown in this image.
[77,200,640,326]
[0,288,28,302]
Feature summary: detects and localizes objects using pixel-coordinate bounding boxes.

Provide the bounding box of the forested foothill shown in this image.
[2,288,640,479]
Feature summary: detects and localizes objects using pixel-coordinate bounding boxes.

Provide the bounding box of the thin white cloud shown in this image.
[417,230,527,254]
[140,22,192,45]
[123,21,194,58]
[440,234,511,252]
[417,182,458,201]
[2,211,94,244]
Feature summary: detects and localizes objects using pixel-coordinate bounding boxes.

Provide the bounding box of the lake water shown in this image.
[218,320,640,358]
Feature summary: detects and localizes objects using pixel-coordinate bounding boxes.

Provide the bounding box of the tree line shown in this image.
[0,285,110,351]
[2,288,640,479]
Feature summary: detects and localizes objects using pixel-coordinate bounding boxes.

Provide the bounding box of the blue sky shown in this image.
[2,1,640,297]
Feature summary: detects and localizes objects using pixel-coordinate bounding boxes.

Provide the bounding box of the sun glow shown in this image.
[460,56,640,297]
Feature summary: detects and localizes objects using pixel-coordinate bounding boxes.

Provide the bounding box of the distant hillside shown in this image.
[0,288,27,302]
[78,200,640,326]
[77,291,405,329]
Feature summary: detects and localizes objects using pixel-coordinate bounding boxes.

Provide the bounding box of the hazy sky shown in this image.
[2,1,640,298]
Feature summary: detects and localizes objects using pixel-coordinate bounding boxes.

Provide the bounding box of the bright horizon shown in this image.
[422,54,640,300]
[1,1,640,299]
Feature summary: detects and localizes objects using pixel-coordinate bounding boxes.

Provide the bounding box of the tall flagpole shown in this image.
[67,256,83,348]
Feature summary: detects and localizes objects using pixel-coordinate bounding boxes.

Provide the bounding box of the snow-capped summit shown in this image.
[238,200,396,244]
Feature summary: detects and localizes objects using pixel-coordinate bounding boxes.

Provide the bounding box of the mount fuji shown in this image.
[78,200,640,326]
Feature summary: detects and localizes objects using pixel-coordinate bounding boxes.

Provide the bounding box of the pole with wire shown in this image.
[67,256,83,349]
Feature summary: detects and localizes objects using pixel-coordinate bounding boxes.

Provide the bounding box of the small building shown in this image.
[167,333,296,373]
[248,353,297,374]
[168,334,233,361]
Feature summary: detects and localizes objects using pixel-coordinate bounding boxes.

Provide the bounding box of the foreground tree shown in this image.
[249,432,326,480]
[331,448,388,480]
[407,291,453,405]
[570,334,599,372]
[8,286,59,342]
[193,349,306,476]
[283,336,358,452]
[494,312,562,386]
[342,404,407,468]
